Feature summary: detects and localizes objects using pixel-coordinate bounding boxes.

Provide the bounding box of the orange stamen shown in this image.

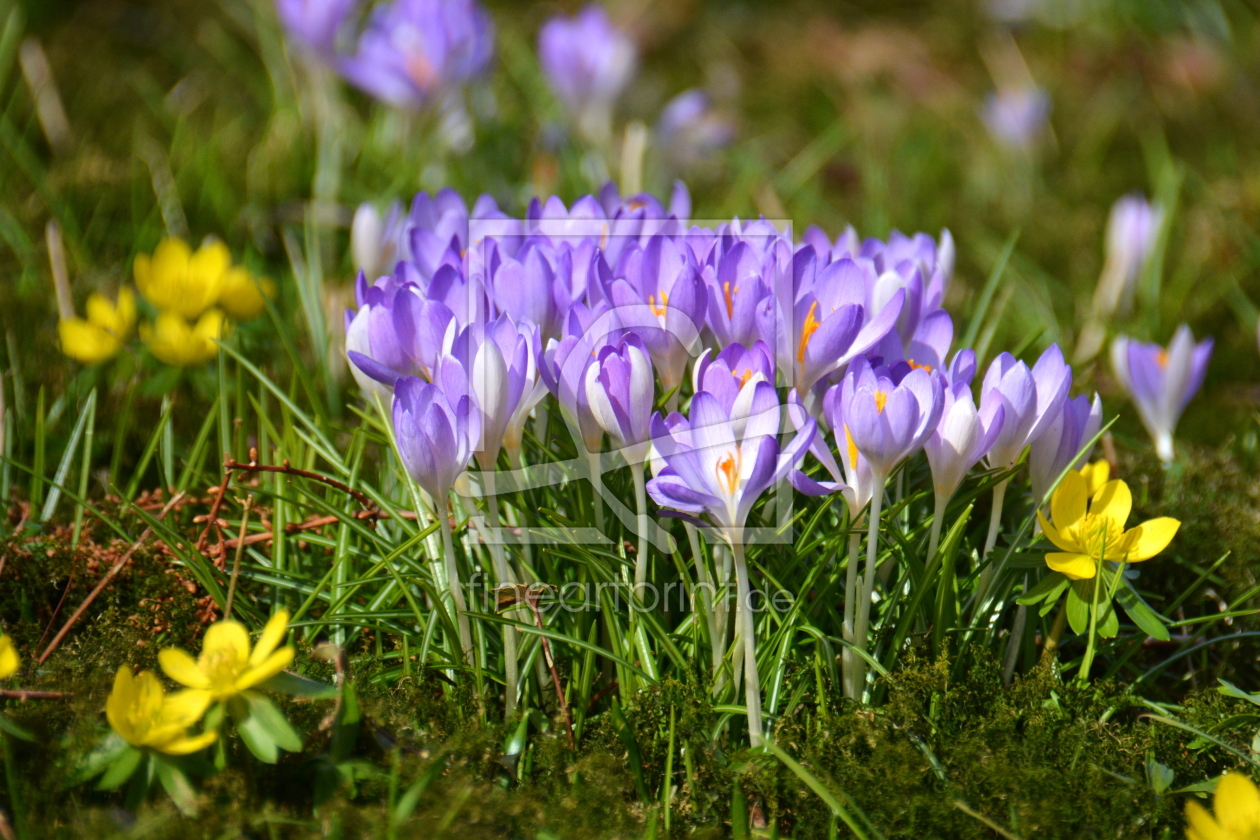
[797,301,820,364]
[715,450,740,495]
[1156,349,1168,369]
[722,281,739,320]
[844,424,859,470]
[906,359,932,372]
[874,390,888,413]
[648,291,670,319]
[735,367,754,389]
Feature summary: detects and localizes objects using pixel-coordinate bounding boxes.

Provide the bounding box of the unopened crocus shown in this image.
[978,344,1071,558]
[338,0,494,110]
[1096,194,1162,320]
[141,310,226,367]
[648,379,814,746]
[393,371,478,661]
[58,288,136,364]
[1111,325,1212,462]
[106,667,217,756]
[982,85,1050,150]
[276,0,357,59]
[923,382,1005,558]
[656,89,734,170]
[538,4,636,144]
[1029,392,1103,505]
[345,276,456,400]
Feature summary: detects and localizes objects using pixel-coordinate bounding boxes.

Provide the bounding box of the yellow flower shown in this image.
[140,309,227,367]
[0,634,18,679]
[58,288,137,364]
[134,238,229,319]
[1078,459,1110,497]
[1186,772,1260,840]
[158,611,294,703]
[217,266,273,321]
[105,667,217,755]
[1037,468,1179,580]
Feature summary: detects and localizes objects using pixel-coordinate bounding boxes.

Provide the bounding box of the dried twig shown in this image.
[38,492,185,665]
[225,448,374,509]
[223,496,252,619]
[0,690,72,700]
[500,584,575,749]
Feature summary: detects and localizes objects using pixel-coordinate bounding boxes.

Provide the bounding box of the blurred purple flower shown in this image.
[538,5,636,141]
[1093,194,1163,320]
[657,89,734,168]
[1111,325,1212,462]
[338,0,494,110]
[276,0,357,58]
[982,86,1050,150]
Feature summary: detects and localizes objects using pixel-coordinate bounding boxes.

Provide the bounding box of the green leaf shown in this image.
[1117,584,1171,642]
[610,700,649,803]
[0,712,34,742]
[1098,600,1120,639]
[257,670,338,700]
[96,745,144,791]
[1066,581,1091,635]
[245,692,304,754]
[330,683,360,764]
[764,741,879,840]
[392,753,448,827]
[1016,572,1068,607]
[153,756,199,817]
[1218,680,1260,707]
[1146,755,1175,795]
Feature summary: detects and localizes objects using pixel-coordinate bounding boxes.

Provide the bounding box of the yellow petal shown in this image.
[59,318,121,364]
[1079,460,1110,497]
[142,311,219,366]
[1050,471,1088,532]
[1045,552,1097,580]
[133,671,166,721]
[158,648,212,690]
[157,730,218,756]
[105,666,138,745]
[159,689,213,728]
[1123,517,1179,562]
[115,287,137,333]
[249,610,291,667]
[203,620,251,666]
[1090,479,1132,530]
[193,309,227,344]
[235,646,294,692]
[1037,510,1081,554]
[1215,772,1260,836]
[140,238,192,312]
[1185,800,1229,840]
[218,267,268,320]
[0,635,18,679]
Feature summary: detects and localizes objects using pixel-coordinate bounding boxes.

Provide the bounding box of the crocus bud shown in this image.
[1110,325,1212,462]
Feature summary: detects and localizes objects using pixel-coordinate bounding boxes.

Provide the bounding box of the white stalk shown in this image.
[438,506,474,666]
[729,535,764,747]
[851,481,887,702]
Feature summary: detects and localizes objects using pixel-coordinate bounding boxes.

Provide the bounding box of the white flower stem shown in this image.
[926,494,948,567]
[486,484,520,719]
[686,523,721,684]
[631,461,649,590]
[976,478,1010,606]
[439,507,474,666]
[852,483,886,702]
[729,534,764,747]
[841,525,862,700]
[585,450,606,534]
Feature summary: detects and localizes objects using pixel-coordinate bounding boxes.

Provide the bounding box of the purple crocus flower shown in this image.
[606,236,706,397]
[449,315,543,470]
[692,341,774,400]
[832,357,944,481]
[345,273,456,398]
[1028,392,1102,503]
[657,89,734,169]
[980,344,1072,471]
[538,5,636,141]
[584,335,655,465]
[1111,325,1212,462]
[982,86,1050,150]
[924,382,1005,507]
[392,368,478,503]
[338,0,494,110]
[540,301,624,455]
[276,0,357,59]
[1093,194,1163,320]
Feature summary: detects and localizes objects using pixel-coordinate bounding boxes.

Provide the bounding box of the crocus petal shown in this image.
[1046,552,1096,580]
[235,647,296,692]
[158,648,212,689]
[249,610,291,667]
[1123,517,1179,562]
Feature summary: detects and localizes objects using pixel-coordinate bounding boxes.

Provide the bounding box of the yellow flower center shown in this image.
[201,647,246,694]
[844,424,859,470]
[723,281,739,320]
[734,367,754,389]
[1069,513,1126,560]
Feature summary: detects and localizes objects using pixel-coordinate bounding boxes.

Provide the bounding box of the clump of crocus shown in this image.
[1186,772,1260,840]
[538,4,636,145]
[134,237,271,367]
[0,633,18,679]
[1111,325,1212,462]
[58,288,136,364]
